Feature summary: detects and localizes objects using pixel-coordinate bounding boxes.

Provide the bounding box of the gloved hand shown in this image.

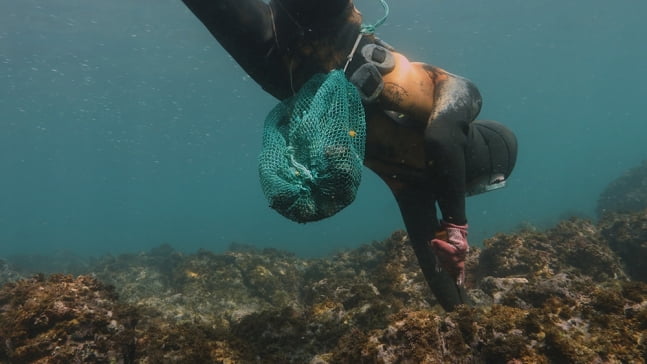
[429,221,469,286]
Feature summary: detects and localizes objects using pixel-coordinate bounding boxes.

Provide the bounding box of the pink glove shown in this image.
[429,221,469,286]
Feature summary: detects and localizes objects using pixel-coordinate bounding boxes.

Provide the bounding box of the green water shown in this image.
[1,0,645,257]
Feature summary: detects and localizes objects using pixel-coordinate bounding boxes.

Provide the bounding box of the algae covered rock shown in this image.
[1,217,646,363]
[599,209,647,282]
[330,283,647,364]
[0,274,137,364]
[0,259,22,287]
[90,243,308,330]
[597,159,647,216]
[478,218,626,284]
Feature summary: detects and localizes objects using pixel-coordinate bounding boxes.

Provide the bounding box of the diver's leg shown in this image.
[181,0,274,61]
[182,0,272,41]
[393,185,469,311]
[274,0,351,21]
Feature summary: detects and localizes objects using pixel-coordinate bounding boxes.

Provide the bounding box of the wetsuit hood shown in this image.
[464,120,518,196]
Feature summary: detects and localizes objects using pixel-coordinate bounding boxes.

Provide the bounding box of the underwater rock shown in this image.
[302,231,435,311]
[478,218,626,284]
[597,159,647,216]
[90,244,310,330]
[3,251,93,277]
[1,218,646,363]
[331,283,647,364]
[0,259,22,287]
[0,273,245,363]
[0,274,137,364]
[599,208,647,282]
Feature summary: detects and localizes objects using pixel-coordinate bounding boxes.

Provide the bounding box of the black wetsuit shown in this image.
[182,0,479,310]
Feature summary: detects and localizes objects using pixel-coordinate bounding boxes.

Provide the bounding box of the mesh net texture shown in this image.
[259,70,366,223]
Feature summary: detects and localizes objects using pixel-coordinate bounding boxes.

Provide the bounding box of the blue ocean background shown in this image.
[1,0,645,258]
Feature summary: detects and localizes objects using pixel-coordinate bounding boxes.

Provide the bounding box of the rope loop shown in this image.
[360,0,389,35]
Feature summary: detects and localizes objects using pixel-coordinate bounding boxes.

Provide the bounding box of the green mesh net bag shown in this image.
[259,70,366,223]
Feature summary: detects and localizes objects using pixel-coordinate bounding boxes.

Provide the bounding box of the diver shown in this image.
[180,0,517,311]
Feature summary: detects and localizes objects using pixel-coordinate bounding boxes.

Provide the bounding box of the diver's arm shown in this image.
[421,71,481,286]
[381,60,480,223]
[425,119,469,224]
[424,67,482,224]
